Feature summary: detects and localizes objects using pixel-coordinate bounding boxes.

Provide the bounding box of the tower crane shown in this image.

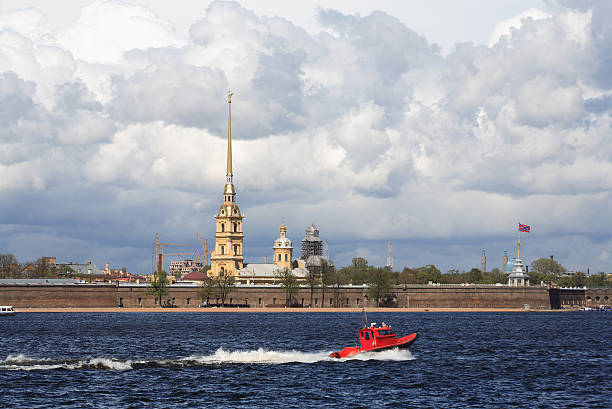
[153,232,190,273]
[196,232,209,265]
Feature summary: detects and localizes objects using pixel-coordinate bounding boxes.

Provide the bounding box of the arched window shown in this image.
[278,254,281,261]
[221,223,225,232]
[233,222,238,232]
[284,254,288,261]
[220,267,225,274]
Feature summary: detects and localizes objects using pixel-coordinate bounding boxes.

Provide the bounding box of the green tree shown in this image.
[215,272,236,306]
[531,258,566,276]
[320,261,335,308]
[0,253,19,278]
[276,268,299,307]
[586,273,611,288]
[416,264,442,284]
[398,267,418,285]
[575,272,586,287]
[329,267,349,307]
[466,268,483,283]
[367,267,393,306]
[198,276,220,304]
[58,265,75,277]
[304,267,319,307]
[338,257,370,285]
[146,270,170,307]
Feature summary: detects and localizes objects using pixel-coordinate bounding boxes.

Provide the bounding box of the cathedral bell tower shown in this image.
[210,92,244,277]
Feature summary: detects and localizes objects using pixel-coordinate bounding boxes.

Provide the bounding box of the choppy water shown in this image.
[0,312,610,408]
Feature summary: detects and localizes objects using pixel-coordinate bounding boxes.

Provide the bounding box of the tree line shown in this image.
[0,253,79,279]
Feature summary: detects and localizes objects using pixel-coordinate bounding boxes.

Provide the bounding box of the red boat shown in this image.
[329,319,418,359]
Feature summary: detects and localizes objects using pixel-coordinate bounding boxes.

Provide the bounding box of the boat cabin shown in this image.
[358,322,397,350]
[0,306,16,315]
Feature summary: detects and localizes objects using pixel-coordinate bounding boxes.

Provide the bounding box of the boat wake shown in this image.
[1,348,414,371]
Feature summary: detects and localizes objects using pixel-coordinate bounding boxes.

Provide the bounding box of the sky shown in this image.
[1,0,611,274]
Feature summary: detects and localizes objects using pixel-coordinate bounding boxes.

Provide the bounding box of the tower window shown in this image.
[284,254,288,261]
[278,254,281,261]
[233,222,238,232]
[234,245,239,255]
[220,245,225,255]
[221,223,225,232]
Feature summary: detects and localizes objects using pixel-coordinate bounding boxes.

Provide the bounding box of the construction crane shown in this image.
[153,233,190,273]
[196,232,209,265]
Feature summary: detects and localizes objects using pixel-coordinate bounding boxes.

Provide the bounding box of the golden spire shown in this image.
[227,90,233,177]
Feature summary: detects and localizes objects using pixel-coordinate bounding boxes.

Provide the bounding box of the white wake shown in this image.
[0,348,414,371]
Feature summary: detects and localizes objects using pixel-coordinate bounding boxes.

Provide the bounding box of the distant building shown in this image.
[41,257,56,267]
[178,271,207,285]
[508,258,529,287]
[299,223,333,271]
[236,263,308,285]
[169,259,203,276]
[234,224,307,285]
[57,261,103,275]
[300,224,323,260]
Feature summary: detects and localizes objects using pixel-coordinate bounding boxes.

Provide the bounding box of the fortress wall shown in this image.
[394,286,551,309]
[0,284,118,308]
[585,288,612,306]
[1,284,553,309]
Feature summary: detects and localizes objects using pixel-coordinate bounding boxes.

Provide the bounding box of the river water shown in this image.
[0,311,610,408]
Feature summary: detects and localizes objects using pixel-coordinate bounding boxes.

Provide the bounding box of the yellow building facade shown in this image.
[210,92,244,277]
[273,224,293,270]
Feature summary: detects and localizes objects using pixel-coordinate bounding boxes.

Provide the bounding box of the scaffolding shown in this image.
[300,224,322,260]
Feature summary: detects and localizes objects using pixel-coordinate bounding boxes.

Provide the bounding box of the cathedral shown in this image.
[210,93,312,283]
[209,92,244,277]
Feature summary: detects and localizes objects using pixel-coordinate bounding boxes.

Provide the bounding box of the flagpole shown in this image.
[517,223,521,259]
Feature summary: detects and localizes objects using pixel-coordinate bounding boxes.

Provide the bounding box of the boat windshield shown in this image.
[377,329,394,336]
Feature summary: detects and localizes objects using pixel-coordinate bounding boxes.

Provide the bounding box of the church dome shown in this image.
[273,224,292,248]
[304,223,320,240]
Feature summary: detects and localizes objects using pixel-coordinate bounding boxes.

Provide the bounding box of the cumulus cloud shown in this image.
[1,0,611,273]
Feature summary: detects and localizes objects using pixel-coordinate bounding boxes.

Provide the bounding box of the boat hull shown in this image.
[329,332,418,359]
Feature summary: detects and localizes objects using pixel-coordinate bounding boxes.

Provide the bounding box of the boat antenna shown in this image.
[361,306,368,329]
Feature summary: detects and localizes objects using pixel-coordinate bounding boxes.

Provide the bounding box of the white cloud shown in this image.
[1,1,611,273]
[55,0,184,64]
[488,8,551,47]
